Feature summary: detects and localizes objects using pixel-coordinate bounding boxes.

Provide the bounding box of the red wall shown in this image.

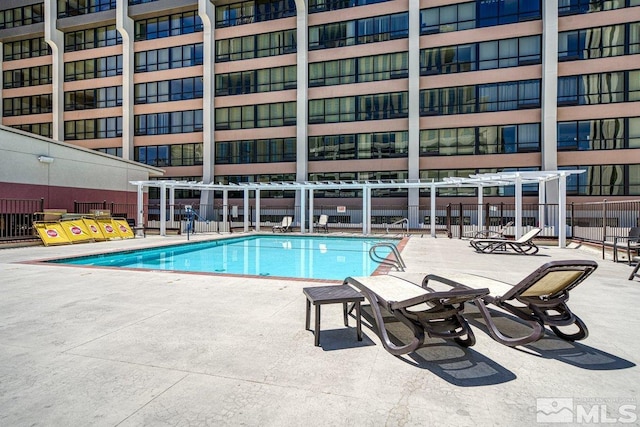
[0,182,145,213]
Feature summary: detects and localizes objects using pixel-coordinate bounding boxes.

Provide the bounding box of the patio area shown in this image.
[0,234,638,425]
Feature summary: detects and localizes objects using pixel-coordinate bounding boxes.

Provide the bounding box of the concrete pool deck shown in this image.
[0,233,638,426]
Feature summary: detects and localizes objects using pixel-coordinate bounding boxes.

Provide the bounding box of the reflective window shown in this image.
[65,86,122,110]
[65,25,122,52]
[135,11,203,40]
[3,37,50,61]
[64,117,122,140]
[135,110,203,135]
[135,44,203,72]
[3,66,51,89]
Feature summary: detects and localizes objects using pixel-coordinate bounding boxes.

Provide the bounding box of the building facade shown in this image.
[1,0,639,209]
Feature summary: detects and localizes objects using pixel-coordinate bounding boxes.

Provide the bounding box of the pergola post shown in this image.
[300,187,306,233]
[160,182,167,237]
[169,187,175,227]
[308,189,315,233]
[222,189,228,233]
[363,185,371,235]
[558,173,567,248]
[243,188,250,232]
[515,174,523,239]
[255,189,261,232]
[538,179,546,229]
[430,184,436,237]
[136,183,144,232]
[477,185,484,231]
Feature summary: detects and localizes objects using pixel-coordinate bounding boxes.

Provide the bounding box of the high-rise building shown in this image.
[1,0,639,206]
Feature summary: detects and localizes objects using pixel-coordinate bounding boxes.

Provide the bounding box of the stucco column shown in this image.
[407,0,421,228]
[44,1,64,142]
[116,2,135,161]
[542,0,559,203]
[199,0,217,218]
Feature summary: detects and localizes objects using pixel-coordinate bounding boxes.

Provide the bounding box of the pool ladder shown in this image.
[369,242,406,272]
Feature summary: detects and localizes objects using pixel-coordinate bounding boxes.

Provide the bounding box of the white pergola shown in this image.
[131,170,584,247]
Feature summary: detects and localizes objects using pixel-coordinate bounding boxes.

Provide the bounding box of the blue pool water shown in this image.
[49,235,398,280]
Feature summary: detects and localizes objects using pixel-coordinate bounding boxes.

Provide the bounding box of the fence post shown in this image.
[570,202,575,239]
[458,203,463,239]
[446,204,451,238]
[602,199,607,259]
[485,202,490,228]
[40,198,44,212]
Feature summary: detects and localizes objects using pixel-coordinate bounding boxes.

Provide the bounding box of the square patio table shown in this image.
[303,285,364,346]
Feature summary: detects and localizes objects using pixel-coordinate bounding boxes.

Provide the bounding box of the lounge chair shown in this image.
[314,214,329,233]
[343,275,489,355]
[470,227,541,254]
[462,221,514,239]
[423,260,598,347]
[272,216,292,232]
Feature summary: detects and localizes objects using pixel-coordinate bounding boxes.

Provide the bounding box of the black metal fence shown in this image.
[0,198,44,241]
[3,197,639,245]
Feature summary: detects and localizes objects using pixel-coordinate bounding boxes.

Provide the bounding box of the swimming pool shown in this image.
[48,235,400,281]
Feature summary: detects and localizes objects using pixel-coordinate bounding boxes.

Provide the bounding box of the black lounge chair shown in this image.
[470,227,541,254]
[423,260,598,347]
[343,275,489,356]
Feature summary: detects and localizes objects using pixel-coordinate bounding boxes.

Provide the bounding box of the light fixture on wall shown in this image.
[38,155,54,164]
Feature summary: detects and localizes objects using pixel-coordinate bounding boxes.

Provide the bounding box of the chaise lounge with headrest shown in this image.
[342,275,489,355]
[421,260,598,347]
[470,227,541,254]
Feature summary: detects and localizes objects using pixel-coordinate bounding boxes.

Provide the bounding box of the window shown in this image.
[558,71,628,105]
[135,10,203,40]
[559,24,627,60]
[65,25,122,52]
[421,35,541,75]
[558,0,634,16]
[310,52,408,86]
[309,13,408,50]
[0,3,44,29]
[10,122,52,138]
[216,66,296,95]
[135,143,203,166]
[216,138,296,164]
[557,118,633,150]
[64,55,123,81]
[3,37,50,61]
[216,30,296,62]
[420,123,540,155]
[65,86,122,110]
[420,80,540,116]
[135,44,203,72]
[309,0,389,13]
[215,102,296,129]
[420,3,476,34]
[309,92,407,124]
[3,65,52,89]
[420,1,541,35]
[64,117,122,140]
[563,165,626,195]
[95,147,123,157]
[3,95,52,116]
[135,110,203,135]
[215,0,296,27]
[135,77,203,104]
[58,0,116,18]
[309,131,408,160]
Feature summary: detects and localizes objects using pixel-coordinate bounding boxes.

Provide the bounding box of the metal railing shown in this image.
[4,196,639,248]
[0,198,43,241]
[369,242,406,271]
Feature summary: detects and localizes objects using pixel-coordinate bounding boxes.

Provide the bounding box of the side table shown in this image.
[303,284,364,346]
